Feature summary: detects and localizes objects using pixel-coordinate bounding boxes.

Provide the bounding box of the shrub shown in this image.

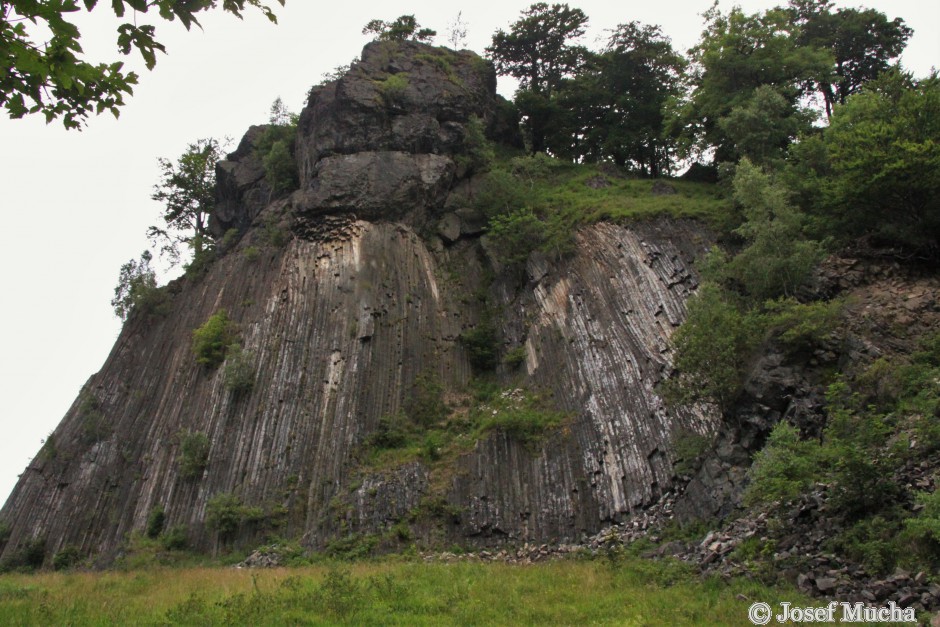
[744,422,823,507]
[720,159,825,302]
[475,388,566,444]
[404,372,447,428]
[160,525,189,551]
[456,115,494,175]
[367,413,412,449]
[223,344,256,397]
[219,228,240,252]
[146,505,166,539]
[205,493,264,541]
[242,246,261,262]
[472,169,528,217]
[485,207,546,268]
[671,429,714,477]
[831,515,903,575]
[191,310,238,368]
[460,321,500,371]
[502,346,527,369]
[78,390,109,445]
[177,430,210,479]
[762,297,844,354]
[52,546,81,571]
[903,491,940,568]
[663,284,758,412]
[262,140,298,195]
[0,537,45,572]
[111,250,162,321]
[377,72,409,105]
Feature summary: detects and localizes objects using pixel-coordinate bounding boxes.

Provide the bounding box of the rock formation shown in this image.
[0,40,719,567]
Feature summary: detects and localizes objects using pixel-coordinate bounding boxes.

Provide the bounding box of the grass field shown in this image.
[0,556,817,625]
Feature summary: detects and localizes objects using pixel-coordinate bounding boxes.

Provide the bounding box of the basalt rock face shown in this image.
[294,40,496,222]
[0,42,721,567]
[211,125,274,237]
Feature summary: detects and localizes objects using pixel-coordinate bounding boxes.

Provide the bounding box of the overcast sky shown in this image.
[0,0,936,505]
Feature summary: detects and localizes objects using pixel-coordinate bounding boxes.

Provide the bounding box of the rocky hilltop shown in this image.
[0,41,720,566]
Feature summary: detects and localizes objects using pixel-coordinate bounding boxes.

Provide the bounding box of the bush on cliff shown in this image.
[192,310,238,368]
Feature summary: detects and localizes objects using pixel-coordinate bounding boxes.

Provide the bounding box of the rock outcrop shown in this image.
[0,40,720,567]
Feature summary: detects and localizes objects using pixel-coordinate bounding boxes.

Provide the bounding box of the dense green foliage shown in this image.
[256,98,299,196]
[177,430,210,480]
[149,138,224,263]
[0,559,815,625]
[0,0,283,128]
[223,344,256,397]
[205,493,264,541]
[362,15,435,43]
[111,250,163,321]
[804,72,940,252]
[191,310,238,368]
[740,333,940,574]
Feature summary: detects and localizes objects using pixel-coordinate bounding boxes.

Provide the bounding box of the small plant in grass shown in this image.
[191,309,238,368]
[177,430,210,479]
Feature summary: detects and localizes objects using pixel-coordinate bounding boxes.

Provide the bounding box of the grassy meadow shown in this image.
[0,556,818,625]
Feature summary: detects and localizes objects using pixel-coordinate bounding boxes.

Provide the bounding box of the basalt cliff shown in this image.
[1,41,728,566]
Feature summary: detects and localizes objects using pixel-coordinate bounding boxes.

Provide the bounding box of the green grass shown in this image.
[0,558,814,625]
[471,156,733,266]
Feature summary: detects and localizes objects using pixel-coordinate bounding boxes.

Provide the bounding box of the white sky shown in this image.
[0,0,937,504]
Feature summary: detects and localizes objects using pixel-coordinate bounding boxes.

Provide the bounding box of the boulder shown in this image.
[210,125,274,237]
[296,40,497,186]
[293,151,455,219]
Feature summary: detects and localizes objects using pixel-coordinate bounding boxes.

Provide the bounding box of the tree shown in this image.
[719,85,815,168]
[111,250,157,320]
[548,22,685,175]
[487,3,588,95]
[1,0,283,129]
[680,4,831,163]
[720,158,824,302]
[149,138,223,263]
[487,3,588,154]
[789,0,912,119]
[362,15,435,43]
[446,11,468,50]
[816,71,940,253]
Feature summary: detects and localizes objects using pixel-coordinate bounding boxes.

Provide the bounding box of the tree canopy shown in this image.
[149,138,224,263]
[487,3,588,96]
[362,15,436,43]
[789,0,912,119]
[1,0,283,129]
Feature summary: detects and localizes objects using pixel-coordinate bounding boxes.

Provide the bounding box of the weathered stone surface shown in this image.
[297,40,496,186]
[293,151,454,219]
[0,216,716,565]
[211,125,275,237]
[437,213,461,242]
